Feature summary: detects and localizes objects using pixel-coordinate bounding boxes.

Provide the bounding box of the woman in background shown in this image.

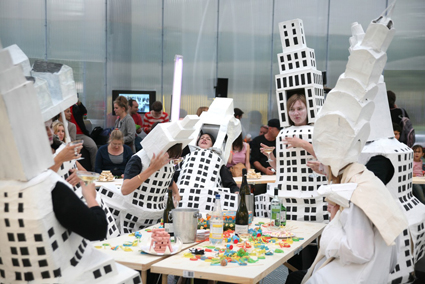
[227,133,250,171]
[53,121,66,142]
[114,95,136,152]
[95,129,133,177]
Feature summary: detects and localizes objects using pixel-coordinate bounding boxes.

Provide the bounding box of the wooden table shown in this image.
[92,225,201,284]
[151,218,325,284]
[413,177,425,184]
[234,175,277,185]
[95,178,123,189]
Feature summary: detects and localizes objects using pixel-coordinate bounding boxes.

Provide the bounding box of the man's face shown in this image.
[64,108,72,121]
[259,126,268,136]
[268,126,279,138]
[130,101,139,115]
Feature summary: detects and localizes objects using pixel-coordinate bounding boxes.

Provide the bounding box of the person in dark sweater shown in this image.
[250,119,281,175]
[95,129,133,177]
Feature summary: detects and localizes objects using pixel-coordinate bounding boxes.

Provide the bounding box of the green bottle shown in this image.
[163,189,175,236]
[270,188,281,227]
[235,175,249,238]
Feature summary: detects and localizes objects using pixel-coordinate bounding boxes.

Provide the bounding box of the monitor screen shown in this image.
[112,90,156,115]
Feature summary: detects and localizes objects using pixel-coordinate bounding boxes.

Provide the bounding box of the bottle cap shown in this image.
[215,194,220,199]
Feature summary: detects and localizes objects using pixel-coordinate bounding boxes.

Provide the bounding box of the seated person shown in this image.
[53,121,66,143]
[175,133,239,193]
[143,101,169,134]
[227,133,251,173]
[95,129,133,177]
[44,118,107,240]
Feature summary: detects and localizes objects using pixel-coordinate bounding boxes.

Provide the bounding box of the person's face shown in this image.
[259,126,268,136]
[153,110,162,117]
[414,147,424,161]
[114,103,124,116]
[45,120,53,145]
[394,130,400,141]
[130,101,139,114]
[64,108,72,121]
[198,134,213,149]
[268,126,280,138]
[110,139,123,150]
[288,100,307,126]
[55,126,65,141]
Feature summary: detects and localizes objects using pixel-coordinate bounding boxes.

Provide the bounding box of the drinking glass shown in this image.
[70,139,84,159]
[76,171,100,185]
[263,146,274,163]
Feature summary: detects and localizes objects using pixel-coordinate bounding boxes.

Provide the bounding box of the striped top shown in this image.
[143,111,169,134]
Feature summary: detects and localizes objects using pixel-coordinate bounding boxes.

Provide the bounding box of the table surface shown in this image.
[91,225,200,272]
[151,218,326,284]
[234,175,277,185]
[413,177,425,184]
[95,178,123,189]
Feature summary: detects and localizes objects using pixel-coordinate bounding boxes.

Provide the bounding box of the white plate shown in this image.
[139,237,183,256]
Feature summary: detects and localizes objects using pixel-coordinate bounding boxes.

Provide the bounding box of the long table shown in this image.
[233,175,277,185]
[92,225,201,284]
[413,177,425,184]
[151,218,326,284]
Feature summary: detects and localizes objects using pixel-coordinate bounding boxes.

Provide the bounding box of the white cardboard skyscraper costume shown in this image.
[99,116,199,234]
[0,42,140,283]
[176,98,240,213]
[26,56,119,240]
[255,19,328,222]
[354,19,425,284]
[302,8,409,283]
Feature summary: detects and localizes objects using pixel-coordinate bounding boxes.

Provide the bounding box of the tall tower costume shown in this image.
[19,52,119,240]
[255,19,328,223]
[351,15,425,284]
[99,116,199,234]
[0,42,140,283]
[176,98,240,213]
[302,7,409,283]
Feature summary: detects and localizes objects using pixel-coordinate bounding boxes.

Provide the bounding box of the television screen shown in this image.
[112,90,156,115]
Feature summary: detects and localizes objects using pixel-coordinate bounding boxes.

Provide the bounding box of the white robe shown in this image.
[304,203,399,284]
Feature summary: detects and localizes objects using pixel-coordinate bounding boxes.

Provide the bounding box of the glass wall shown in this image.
[0,0,424,138]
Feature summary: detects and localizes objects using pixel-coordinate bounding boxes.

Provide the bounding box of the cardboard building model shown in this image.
[255,19,328,223]
[99,117,201,234]
[0,42,140,283]
[353,16,425,284]
[313,8,417,283]
[176,98,241,213]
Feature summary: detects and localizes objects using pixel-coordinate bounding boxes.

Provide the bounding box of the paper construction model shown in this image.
[188,98,242,164]
[99,117,201,234]
[312,15,397,177]
[0,42,140,283]
[176,98,240,213]
[356,20,425,284]
[255,19,328,224]
[312,6,411,283]
[5,44,119,240]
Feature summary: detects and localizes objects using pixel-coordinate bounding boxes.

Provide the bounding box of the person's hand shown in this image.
[283,136,305,149]
[58,144,82,162]
[307,160,327,175]
[260,143,276,158]
[66,168,81,187]
[80,182,99,207]
[149,151,170,172]
[327,202,340,221]
[265,167,275,175]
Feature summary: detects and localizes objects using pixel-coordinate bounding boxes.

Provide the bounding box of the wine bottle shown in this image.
[240,168,250,195]
[209,194,223,245]
[270,188,281,227]
[280,200,287,227]
[235,175,249,238]
[163,189,175,236]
